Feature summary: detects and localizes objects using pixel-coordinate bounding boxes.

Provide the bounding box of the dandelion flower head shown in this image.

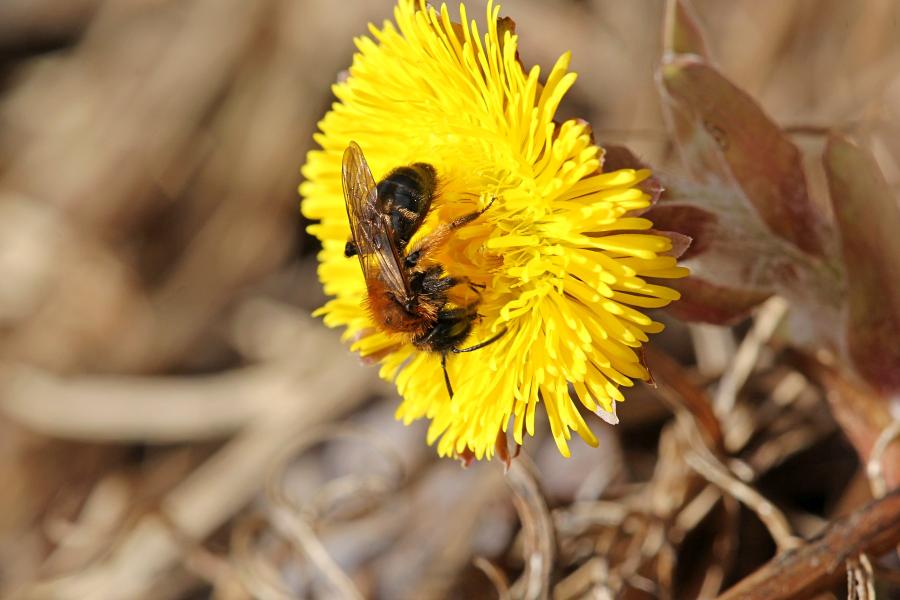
[300,0,688,460]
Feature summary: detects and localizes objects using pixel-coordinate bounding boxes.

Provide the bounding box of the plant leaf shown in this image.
[658,57,825,256]
[666,277,771,325]
[824,134,900,393]
[663,0,710,60]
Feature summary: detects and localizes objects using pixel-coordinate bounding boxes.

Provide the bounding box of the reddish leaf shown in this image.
[666,277,771,326]
[805,356,900,491]
[824,134,900,393]
[662,0,710,60]
[602,144,645,172]
[659,57,825,256]
[644,203,716,260]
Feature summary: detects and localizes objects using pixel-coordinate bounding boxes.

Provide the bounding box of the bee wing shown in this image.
[342,142,411,301]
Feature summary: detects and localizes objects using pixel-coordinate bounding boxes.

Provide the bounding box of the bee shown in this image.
[341,141,505,397]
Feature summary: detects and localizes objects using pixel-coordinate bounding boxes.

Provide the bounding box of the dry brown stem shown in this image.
[12,316,372,600]
[507,458,555,600]
[717,486,900,600]
[3,1,900,597]
[474,557,513,600]
[867,420,900,499]
[845,553,875,600]
[0,364,279,443]
[229,516,295,600]
[266,505,364,600]
[683,442,799,552]
[644,344,723,452]
[713,297,789,416]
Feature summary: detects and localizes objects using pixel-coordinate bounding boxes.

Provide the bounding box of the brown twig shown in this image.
[13,316,372,600]
[230,516,295,600]
[845,553,875,600]
[257,425,407,598]
[643,345,724,452]
[266,505,364,600]
[0,364,279,443]
[506,458,554,600]
[867,420,900,499]
[473,557,512,600]
[713,296,789,417]
[679,417,801,553]
[716,486,900,600]
[552,557,616,600]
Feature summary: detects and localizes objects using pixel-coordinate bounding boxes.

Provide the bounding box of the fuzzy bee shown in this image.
[341,141,504,396]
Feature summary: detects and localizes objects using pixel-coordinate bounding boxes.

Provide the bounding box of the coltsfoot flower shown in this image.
[300,0,688,460]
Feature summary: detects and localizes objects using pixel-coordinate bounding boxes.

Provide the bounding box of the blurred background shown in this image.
[1,1,899,598]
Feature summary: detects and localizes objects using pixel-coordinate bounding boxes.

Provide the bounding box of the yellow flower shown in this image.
[300,0,688,460]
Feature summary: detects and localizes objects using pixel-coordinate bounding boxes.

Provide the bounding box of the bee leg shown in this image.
[411,266,456,296]
[429,273,483,295]
[479,195,497,214]
[446,195,497,231]
[441,352,455,398]
[344,240,359,258]
[448,276,487,298]
[404,197,496,268]
[452,327,508,353]
[464,279,486,294]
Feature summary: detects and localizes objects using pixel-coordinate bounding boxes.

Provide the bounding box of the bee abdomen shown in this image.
[387,163,436,196]
[413,305,475,352]
[376,163,437,248]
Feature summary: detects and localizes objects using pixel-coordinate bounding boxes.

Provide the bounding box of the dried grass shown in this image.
[1,1,899,599]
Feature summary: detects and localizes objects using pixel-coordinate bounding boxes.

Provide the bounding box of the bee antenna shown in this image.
[441,352,454,398]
